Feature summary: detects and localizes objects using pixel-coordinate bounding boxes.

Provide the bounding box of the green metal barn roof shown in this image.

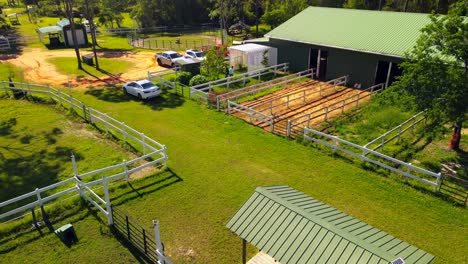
[226,186,435,264]
[265,7,433,58]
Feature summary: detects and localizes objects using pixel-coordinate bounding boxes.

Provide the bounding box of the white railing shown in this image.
[148,67,180,93]
[189,63,290,102]
[247,75,349,116]
[216,68,316,110]
[303,127,442,191]
[363,111,426,151]
[0,81,168,222]
[227,100,274,132]
[286,83,384,137]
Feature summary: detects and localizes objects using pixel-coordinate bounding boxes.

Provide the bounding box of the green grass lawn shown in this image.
[0,62,24,80]
[1,87,464,263]
[47,57,133,81]
[322,96,468,180]
[0,98,132,203]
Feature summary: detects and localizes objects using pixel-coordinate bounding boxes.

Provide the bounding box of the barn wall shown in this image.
[262,38,403,88]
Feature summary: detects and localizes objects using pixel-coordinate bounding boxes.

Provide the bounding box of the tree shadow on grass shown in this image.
[84,85,185,111]
[111,168,183,207]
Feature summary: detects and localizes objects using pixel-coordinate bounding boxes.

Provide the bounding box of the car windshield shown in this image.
[170,53,181,59]
[141,82,155,89]
[195,52,205,57]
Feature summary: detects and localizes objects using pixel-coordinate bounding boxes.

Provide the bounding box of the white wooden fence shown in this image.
[216,68,316,110]
[227,101,275,132]
[247,75,349,116]
[364,111,426,151]
[286,83,384,137]
[303,127,442,191]
[189,63,290,102]
[0,81,168,223]
[148,67,180,92]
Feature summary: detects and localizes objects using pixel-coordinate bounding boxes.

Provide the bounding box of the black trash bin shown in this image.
[82,54,94,66]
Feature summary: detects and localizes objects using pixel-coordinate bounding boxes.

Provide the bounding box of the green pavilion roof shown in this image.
[265,7,433,58]
[226,186,435,264]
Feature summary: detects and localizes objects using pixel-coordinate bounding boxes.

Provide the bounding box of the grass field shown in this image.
[47,57,133,80]
[322,97,468,179]
[0,62,24,80]
[1,87,465,263]
[0,98,132,203]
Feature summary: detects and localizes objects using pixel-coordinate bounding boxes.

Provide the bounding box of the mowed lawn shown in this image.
[0,98,132,202]
[1,88,467,263]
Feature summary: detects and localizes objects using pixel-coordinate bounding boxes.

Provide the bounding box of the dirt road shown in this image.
[4,48,164,88]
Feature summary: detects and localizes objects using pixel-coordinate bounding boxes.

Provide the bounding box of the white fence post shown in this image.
[102,176,113,225]
[104,114,109,133]
[435,172,442,192]
[141,133,146,155]
[121,122,126,144]
[35,188,42,206]
[153,220,165,264]
[124,159,129,182]
[163,145,168,167]
[406,163,412,182]
[71,154,78,177]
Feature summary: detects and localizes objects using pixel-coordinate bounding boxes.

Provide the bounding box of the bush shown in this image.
[189,74,208,86]
[176,71,192,86]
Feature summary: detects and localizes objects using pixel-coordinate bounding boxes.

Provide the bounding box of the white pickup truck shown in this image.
[155,51,184,67]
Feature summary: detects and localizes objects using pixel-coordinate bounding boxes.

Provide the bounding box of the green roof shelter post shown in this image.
[227,186,435,264]
[242,238,247,264]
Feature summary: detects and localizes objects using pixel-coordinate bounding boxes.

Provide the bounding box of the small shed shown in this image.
[228,44,277,71]
[227,186,435,264]
[37,19,88,48]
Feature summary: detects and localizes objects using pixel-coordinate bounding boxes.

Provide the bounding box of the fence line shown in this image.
[216,68,316,110]
[363,111,426,151]
[129,36,216,51]
[147,67,180,93]
[286,83,384,137]
[189,63,290,102]
[111,207,172,264]
[105,23,217,35]
[227,100,274,132]
[248,75,349,116]
[303,127,442,191]
[0,81,168,222]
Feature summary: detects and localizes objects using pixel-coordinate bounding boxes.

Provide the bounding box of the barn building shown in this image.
[250,7,433,88]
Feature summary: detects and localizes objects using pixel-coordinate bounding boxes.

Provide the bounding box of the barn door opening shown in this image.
[318,50,328,80]
[374,61,390,85]
[309,48,318,72]
[388,63,402,87]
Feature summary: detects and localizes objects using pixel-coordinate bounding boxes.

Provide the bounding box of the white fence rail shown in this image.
[148,67,180,92]
[0,81,168,223]
[364,111,426,151]
[250,75,349,116]
[216,68,315,110]
[303,127,441,191]
[189,63,290,102]
[286,83,384,137]
[227,100,274,132]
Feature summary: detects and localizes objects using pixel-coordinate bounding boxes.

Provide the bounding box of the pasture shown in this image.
[1,86,466,263]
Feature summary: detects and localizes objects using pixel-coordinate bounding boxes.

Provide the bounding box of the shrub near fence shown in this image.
[189,63,290,103]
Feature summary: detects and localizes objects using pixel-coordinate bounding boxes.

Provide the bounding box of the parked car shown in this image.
[123,79,160,100]
[155,51,184,67]
[184,49,206,60]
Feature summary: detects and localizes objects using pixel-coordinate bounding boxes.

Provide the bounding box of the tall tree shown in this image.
[63,0,82,70]
[391,1,467,149]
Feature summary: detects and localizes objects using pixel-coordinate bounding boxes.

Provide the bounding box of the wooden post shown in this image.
[82,103,87,122]
[397,125,402,144]
[242,239,247,264]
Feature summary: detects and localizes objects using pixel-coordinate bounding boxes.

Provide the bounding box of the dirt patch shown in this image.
[3,48,164,89]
